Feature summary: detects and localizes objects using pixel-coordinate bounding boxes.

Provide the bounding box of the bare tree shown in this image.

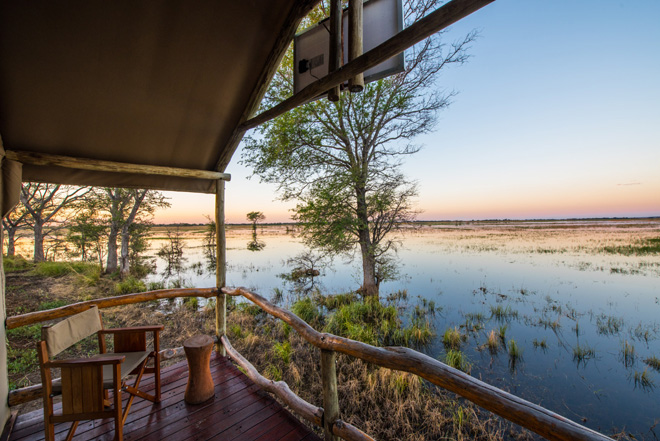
[2,204,28,256]
[20,183,91,262]
[102,188,169,277]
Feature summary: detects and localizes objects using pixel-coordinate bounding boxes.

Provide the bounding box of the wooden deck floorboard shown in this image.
[9,353,320,441]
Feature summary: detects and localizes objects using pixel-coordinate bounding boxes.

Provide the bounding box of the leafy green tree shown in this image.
[67,208,107,266]
[246,211,266,232]
[243,0,475,296]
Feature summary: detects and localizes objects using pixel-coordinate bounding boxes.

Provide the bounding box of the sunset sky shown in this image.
[154,0,660,224]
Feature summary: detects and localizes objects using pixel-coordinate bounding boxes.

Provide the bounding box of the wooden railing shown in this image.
[221,287,615,441]
[4,286,615,441]
[4,287,219,330]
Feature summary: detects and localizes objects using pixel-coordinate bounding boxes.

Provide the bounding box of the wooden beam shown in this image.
[240,0,494,132]
[214,0,322,172]
[5,288,219,330]
[348,0,365,92]
[223,287,614,441]
[5,150,230,181]
[327,0,343,102]
[215,180,226,355]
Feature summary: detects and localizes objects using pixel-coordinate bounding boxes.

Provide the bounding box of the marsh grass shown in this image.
[620,340,636,368]
[497,324,508,342]
[484,330,500,354]
[644,356,660,372]
[601,237,660,256]
[508,339,522,370]
[490,305,518,322]
[445,349,471,373]
[596,315,624,336]
[631,369,655,391]
[532,338,547,350]
[572,343,596,367]
[443,327,463,350]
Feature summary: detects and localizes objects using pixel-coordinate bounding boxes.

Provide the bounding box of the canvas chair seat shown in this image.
[50,351,151,394]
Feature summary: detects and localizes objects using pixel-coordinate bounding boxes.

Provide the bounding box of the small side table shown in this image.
[183,334,215,404]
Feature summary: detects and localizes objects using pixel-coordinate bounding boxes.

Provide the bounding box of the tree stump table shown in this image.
[184,334,215,404]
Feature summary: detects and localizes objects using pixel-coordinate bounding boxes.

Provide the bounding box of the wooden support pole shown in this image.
[215,180,227,355]
[5,151,230,181]
[240,0,494,132]
[348,0,365,92]
[321,350,340,441]
[327,0,343,102]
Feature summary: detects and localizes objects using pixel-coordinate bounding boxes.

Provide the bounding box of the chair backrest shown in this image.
[42,306,103,358]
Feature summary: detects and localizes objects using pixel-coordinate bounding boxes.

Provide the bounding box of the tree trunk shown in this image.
[33,221,45,262]
[106,227,118,273]
[355,185,379,297]
[119,224,130,279]
[6,229,16,256]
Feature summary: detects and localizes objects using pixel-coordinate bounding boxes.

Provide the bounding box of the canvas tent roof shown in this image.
[0,1,316,193]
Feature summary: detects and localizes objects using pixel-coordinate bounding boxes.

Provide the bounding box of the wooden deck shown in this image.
[9,353,321,441]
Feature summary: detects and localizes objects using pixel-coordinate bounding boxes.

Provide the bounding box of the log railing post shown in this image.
[321,349,340,441]
[215,180,227,355]
[327,0,342,102]
[347,0,364,92]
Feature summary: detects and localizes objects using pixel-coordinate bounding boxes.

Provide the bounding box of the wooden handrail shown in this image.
[221,335,323,426]
[5,288,219,330]
[222,287,614,441]
[221,335,373,441]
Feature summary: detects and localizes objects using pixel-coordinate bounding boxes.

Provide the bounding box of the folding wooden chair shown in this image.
[37,306,163,441]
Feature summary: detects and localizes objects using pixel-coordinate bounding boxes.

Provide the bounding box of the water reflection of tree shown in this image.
[204,215,216,271]
[157,228,187,284]
[279,250,328,297]
[247,232,266,252]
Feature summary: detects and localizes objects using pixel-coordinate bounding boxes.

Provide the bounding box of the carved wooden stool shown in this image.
[183,334,215,404]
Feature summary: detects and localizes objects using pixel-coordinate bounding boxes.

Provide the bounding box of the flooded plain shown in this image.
[147,219,660,438]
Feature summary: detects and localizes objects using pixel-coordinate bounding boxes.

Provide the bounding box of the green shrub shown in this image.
[320,292,359,310]
[183,296,199,310]
[38,299,68,310]
[292,297,323,326]
[7,324,42,340]
[7,347,38,375]
[323,298,433,347]
[3,255,33,273]
[114,276,147,294]
[147,281,166,291]
[273,341,292,364]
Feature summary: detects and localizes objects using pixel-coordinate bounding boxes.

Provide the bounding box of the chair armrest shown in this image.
[45,355,126,368]
[98,325,164,335]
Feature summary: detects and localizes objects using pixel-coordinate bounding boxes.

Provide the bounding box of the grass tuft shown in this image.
[643,356,660,372]
[442,327,463,350]
[445,349,471,373]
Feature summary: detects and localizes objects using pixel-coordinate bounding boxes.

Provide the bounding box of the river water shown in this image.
[146,220,660,438]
